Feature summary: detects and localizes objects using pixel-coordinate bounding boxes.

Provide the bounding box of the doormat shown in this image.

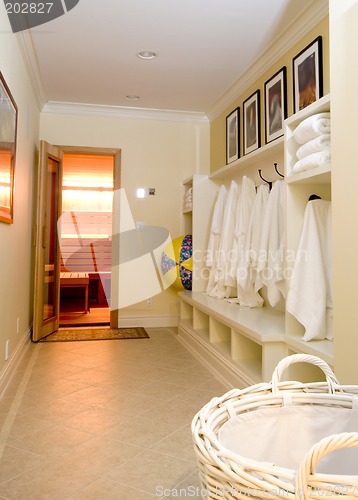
[39,327,149,342]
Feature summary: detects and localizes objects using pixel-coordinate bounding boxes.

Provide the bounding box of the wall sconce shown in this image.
[136,187,155,198]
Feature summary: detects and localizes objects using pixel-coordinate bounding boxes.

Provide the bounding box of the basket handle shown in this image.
[296,432,358,499]
[271,354,339,393]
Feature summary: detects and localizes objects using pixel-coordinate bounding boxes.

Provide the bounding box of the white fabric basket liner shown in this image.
[219,405,358,475]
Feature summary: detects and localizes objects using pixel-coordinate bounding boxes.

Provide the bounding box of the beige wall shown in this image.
[330,0,358,383]
[0,5,40,371]
[210,17,330,172]
[40,112,209,324]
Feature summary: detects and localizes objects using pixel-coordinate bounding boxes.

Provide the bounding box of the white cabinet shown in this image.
[284,94,332,365]
[181,175,218,292]
[178,95,333,389]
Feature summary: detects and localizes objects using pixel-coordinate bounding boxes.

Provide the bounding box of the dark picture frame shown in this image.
[243,90,260,155]
[264,67,287,144]
[0,72,18,224]
[293,36,323,113]
[226,107,240,164]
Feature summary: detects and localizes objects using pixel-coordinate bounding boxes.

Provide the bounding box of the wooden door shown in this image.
[32,141,63,341]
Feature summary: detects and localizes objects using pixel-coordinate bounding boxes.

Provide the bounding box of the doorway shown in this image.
[59,151,115,327]
[32,143,121,342]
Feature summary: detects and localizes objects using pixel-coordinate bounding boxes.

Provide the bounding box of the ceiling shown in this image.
[25,0,322,117]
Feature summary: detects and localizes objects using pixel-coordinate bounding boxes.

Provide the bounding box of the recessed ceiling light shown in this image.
[136,50,158,60]
[126,95,140,101]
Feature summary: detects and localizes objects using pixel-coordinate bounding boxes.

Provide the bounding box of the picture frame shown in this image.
[293,36,323,113]
[264,67,287,144]
[0,72,17,224]
[226,107,240,164]
[243,90,260,155]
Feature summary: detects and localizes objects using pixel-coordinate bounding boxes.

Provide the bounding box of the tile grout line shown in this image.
[0,345,42,458]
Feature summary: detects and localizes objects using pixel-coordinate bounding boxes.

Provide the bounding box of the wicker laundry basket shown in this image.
[192,354,358,499]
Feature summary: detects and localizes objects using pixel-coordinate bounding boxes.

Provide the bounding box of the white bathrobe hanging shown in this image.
[228,176,256,300]
[237,183,270,307]
[286,199,332,341]
[205,185,227,295]
[255,179,285,307]
[209,180,239,299]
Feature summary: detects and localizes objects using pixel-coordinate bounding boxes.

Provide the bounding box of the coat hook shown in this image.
[308,194,321,201]
[274,162,284,178]
[258,169,272,190]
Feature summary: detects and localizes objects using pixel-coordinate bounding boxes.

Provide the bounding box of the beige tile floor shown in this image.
[0,327,228,499]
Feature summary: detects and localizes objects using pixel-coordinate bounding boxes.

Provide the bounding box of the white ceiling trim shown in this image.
[16,30,47,110]
[207,0,329,121]
[42,101,209,123]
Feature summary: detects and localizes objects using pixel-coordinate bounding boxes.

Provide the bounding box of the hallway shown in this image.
[0,328,227,499]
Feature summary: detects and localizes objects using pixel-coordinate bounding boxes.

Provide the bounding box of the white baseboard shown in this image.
[118,315,179,328]
[0,329,32,400]
[177,323,250,390]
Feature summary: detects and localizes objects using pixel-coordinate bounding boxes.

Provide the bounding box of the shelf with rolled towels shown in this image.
[183,186,193,212]
[285,94,331,184]
[291,112,331,175]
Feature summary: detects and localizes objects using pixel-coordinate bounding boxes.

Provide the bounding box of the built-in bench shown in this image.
[60,272,90,313]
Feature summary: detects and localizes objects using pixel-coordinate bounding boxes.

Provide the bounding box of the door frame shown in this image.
[32,141,63,341]
[57,146,121,329]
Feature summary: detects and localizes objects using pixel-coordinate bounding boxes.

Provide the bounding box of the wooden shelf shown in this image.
[209,137,284,180]
[285,95,331,180]
[286,165,331,184]
[179,291,285,344]
[285,94,330,128]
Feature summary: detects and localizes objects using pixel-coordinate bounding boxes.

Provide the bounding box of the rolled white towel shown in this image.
[293,112,330,145]
[296,134,331,160]
[292,150,331,174]
[183,201,192,211]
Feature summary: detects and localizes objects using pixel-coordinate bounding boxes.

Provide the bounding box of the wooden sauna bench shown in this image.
[59,211,112,311]
[60,272,90,313]
[60,238,112,310]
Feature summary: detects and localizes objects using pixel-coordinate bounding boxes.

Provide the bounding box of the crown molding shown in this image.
[16,30,47,110]
[207,0,329,121]
[42,101,209,123]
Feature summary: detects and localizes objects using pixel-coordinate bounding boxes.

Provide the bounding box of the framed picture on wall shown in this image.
[243,90,260,155]
[264,67,287,144]
[293,36,323,113]
[226,107,240,164]
[0,72,18,224]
